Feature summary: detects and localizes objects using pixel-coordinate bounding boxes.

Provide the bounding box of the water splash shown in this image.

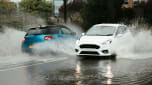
[112,25,152,59]
[33,38,77,56]
[32,23,83,56]
[0,27,31,66]
[0,24,82,66]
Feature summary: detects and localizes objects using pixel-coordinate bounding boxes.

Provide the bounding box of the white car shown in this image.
[75,24,129,56]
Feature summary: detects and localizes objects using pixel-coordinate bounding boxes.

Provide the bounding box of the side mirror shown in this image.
[82,33,85,36]
[116,34,123,37]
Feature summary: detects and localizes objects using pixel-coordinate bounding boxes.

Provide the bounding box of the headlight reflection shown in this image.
[75,61,83,85]
[105,65,114,85]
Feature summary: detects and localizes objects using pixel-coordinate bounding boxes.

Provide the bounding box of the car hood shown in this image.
[79,35,114,43]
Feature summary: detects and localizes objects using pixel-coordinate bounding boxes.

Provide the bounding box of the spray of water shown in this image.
[112,25,152,59]
[33,23,83,56]
[0,27,32,65]
[1,20,152,67]
[33,38,76,56]
[63,23,84,35]
[0,23,83,66]
[19,12,46,29]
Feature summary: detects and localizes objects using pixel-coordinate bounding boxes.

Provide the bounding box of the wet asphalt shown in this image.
[0,55,152,85]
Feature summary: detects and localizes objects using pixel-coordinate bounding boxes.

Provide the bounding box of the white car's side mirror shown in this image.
[82,33,85,36]
[116,34,123,37]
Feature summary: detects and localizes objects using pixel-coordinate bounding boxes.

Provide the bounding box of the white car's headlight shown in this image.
[102,40,112,45]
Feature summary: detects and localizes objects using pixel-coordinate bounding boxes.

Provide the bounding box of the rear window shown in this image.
[26,26,59,36]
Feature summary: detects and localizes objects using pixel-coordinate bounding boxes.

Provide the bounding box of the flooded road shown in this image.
[1,27,152,85]
[0,55,152,85]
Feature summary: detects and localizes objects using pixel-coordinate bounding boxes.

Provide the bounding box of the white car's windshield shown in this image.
[86,26,116,36]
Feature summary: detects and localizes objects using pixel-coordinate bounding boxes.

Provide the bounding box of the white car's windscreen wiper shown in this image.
[87,34,113,36]
[102,34,113,36]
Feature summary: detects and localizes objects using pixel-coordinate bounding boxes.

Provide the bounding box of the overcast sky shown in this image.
[11,0,20,3]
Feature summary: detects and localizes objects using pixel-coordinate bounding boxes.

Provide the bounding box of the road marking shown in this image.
[0,57,68,72]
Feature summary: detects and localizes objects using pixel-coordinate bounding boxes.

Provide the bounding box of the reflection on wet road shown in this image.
[0,55,152,85]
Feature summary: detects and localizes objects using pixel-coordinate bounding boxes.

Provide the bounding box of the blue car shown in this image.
[21,25,76,53]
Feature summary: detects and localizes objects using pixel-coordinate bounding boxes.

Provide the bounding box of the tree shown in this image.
[144,0,152,25]
[0,0,17,27]
[121,8,135,24]
[19,0,53,18]
[81,0,124,30]
[0,0,17,16]
[59,0,84,16]
[59,0,85,24]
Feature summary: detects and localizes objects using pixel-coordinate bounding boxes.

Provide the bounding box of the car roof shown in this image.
[93,24,125,27]
[28,25,68,30]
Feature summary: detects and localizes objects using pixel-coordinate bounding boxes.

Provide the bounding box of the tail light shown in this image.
[22,37,25,42]
[44,36,53,40]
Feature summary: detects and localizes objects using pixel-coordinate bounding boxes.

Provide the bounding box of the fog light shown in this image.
[75,49,79,52]
[102,50,109,54]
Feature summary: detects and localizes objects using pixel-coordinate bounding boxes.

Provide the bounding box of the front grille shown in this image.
[80,51,99,55]
[80,44,100,49]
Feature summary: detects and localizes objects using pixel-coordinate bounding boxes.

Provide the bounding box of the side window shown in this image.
[116,26,127,35]
[61,28,72,34]
[45,28,59,34]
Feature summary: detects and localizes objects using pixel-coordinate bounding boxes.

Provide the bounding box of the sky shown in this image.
[11,0,20,3]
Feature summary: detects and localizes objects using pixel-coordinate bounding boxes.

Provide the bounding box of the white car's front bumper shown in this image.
[75,41,113,56]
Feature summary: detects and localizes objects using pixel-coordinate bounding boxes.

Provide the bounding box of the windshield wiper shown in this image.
[86,34,113,36]
[94,34,113,36]
[103,34,113,36]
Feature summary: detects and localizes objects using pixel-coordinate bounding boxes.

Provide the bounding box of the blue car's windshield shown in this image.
[27,27,59,36]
